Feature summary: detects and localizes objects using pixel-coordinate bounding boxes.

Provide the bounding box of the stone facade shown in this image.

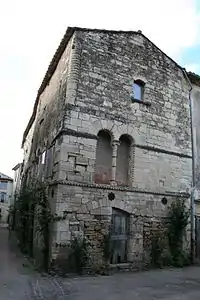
[21,27,193,269]
[12,163,22,199]
[0,172,13,224]
[190,73,200,205]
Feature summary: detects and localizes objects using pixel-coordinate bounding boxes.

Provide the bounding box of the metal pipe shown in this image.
[183,68,196,263]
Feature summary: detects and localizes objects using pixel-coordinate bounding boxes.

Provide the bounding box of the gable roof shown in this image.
[0,172,13,181]
[21,27,196,146]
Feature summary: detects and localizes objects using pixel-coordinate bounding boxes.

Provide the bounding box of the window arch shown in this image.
[116,135,132,186]
[95,130,112,184]
[132,79,145,101]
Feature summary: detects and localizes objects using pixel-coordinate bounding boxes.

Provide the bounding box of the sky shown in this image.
[0,0,200,177]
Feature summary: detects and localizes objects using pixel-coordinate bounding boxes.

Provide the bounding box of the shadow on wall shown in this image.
[95,130,134,186]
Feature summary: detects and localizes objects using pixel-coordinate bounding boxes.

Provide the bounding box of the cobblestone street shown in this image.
[1,227,200,299]
[0,227,69,299]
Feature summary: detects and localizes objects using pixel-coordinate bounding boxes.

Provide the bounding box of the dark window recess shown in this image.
[0,192,6,203]
[95,130,112,184]
[108,192,115,201]
[116,135,131,186]
[131,80,151,106]
[133,80,144,100]
[161,197,168,205]
[39,118,44,125]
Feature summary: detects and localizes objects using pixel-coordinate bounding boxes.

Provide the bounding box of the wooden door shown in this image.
[110,208,129,264]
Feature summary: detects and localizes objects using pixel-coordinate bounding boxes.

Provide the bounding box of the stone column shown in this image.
[129,143,135,187]
[110,140,120,185]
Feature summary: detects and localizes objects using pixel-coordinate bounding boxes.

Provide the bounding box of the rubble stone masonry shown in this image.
[22,28,192,270]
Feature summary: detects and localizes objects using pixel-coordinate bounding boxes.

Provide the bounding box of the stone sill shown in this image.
[131,97,151,107]
[110,263,130,269]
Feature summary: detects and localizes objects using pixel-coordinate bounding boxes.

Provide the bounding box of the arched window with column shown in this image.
[95,130,112,184]
[116,135,133,186]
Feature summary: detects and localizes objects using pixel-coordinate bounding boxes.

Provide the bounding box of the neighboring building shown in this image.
[0,172,13,223]
[189,72,200,259]
[12,163,22,199]
[189,72,200,202]
[21,27,193,269]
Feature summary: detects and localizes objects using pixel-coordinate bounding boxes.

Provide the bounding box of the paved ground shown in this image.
[0,227,69,300]
[1,227,200,299]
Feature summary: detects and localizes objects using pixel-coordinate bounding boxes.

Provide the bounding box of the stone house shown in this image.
[189,72,200,203]
[0,172,13,224]
[21,27,193,269]
[189,72,200,259]
[12,163,22,199]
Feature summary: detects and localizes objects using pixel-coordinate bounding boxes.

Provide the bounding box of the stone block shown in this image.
[76,156,89,166]
[67,173,83,182]
[75,165,86,173]
[60,231,71,242]
[60,162,74,172]
[58,170,67,180]
[70,117,82,127]
[80,150,95,159]
[82,172,92,182]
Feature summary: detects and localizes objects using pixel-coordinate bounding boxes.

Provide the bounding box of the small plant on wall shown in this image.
[101,226,113,274]
[13,180,65,272]
[150,198,190,268]
[102,231,112,264]
[68,236,89,274]
[150,230,167,268]
[167,198,190,267]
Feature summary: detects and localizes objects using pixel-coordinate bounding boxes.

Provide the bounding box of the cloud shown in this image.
[0,0,199,176]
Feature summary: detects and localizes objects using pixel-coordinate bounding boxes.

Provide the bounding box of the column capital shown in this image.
[112,140,120,147]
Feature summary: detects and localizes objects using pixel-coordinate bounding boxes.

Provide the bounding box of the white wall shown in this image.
[0,175,13,224]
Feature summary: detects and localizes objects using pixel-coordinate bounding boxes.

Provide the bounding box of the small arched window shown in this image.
[132,79,145,101]
[116,135,132,186]
[95,130,112,184]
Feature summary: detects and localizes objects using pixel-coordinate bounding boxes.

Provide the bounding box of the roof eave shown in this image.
[21,27,75,147]
[12,163,22,171]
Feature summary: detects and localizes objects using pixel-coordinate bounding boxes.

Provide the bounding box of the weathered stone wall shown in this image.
[56,134,191,193]
[57,30,192,190]
[20,28,193,270]
[22,120,35,174]
[52,29,192,268]
[67,30,191,153]
[192,83,200,201]
[22,34,76,178]
[50,183,190,269]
